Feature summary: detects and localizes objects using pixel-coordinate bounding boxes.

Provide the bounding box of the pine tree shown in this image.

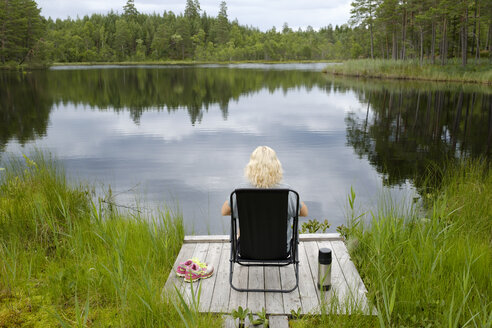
[350,0,376,59]
[215,1,229,44]
[184,0,201,38]
[123,0,138,18]
[21,0,45,63]
[0,0,44,64]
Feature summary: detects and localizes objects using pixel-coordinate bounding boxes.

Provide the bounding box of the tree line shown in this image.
[1,0,491,65]
[41,0,367,63]
[350,0,492,65]
[0,0,364,64]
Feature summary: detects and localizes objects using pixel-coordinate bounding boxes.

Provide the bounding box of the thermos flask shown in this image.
[317,248,332,290]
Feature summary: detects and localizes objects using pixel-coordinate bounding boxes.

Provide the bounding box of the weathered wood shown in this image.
[185,233,342,243]
[222,315,236,328]
[264,266,284,314]
[318,240,351,314]
[331,240,371,314]
[163,242,196,296]
[304,241,339,313]
[185,235,230,243]
[297,242,320,314]
[269,315,289,328]
[279,264,302,313]
[298,233,342,241]
[302,241,322,304]
[228,263,248,312]
[198,242,223,312]
[245,315,263,327]
[247,266,266,313]
[165,236,370,317]
[210,243,232,313]
[182,243,209,301]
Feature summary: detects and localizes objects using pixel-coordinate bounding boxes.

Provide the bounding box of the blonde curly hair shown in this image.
[244,146,283,188]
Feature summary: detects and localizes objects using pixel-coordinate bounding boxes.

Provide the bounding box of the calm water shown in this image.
[1,64,491,234]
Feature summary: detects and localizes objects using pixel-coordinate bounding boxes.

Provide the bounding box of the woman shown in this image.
[221,146,308,250]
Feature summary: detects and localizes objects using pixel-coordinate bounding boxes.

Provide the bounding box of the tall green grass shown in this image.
[341,160,492,327]
[0,153,221,327]
[325,59,492,85]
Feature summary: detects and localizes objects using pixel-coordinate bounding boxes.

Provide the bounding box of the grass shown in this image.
[337,160,492,327]
[0,153,222,327]
[325,59,492,85]
[0,61,51,70]
[2,153,490,327]
[294,160,491,327]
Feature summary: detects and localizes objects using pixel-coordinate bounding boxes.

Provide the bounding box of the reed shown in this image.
[295,160,491,327]
[0,153,221,327]
[343,159,491,327]
[325,59,492,85]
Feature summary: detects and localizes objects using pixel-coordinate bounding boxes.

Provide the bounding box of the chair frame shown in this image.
[229,188,300,293]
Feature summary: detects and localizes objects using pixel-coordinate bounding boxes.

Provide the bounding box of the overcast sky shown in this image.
[36,0,352,31]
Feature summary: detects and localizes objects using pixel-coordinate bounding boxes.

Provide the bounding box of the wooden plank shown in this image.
[183,233,342,243]
[330,240,371,314]
[297,242,320,314]
[185,235,230,243]
[318,241,351,314]
[279,263,302,313]
[222,315,236,328]
[163,243,196,296]
[245,315,264,328]
[269,315,289,328]
[247,266,265,313]
[181,243,210,302]
[228,263,248,312]
[264,266,284,314]
[198,242,223,312]
[171,236,369,317]
[299,233,342,241]
[302,241,322,307]
[209,243,232,313]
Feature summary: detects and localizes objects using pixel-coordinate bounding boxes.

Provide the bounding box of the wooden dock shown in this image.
[163,233,371,318]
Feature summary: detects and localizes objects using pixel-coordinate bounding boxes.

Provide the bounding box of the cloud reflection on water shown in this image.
[5,82,409,234]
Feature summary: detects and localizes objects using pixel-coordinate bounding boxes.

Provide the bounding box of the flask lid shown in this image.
[318,248,332,264]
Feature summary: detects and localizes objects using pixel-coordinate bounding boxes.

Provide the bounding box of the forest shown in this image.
[0,0,491,66]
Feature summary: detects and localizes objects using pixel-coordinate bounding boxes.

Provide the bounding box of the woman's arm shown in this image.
[300,201,308,217]
[221,200,231,216]
[223,200,306,216]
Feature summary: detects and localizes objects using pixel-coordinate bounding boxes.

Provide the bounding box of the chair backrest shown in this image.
[231,188,298,260]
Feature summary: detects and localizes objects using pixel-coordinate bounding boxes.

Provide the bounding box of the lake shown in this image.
[1,63,490,234]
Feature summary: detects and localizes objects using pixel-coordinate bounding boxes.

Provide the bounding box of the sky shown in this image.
[36,0,352,31]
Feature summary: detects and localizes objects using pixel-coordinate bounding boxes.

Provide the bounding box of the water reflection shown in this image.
[0,72,52,152]
[343,79,492,190]
[1,65,491,234]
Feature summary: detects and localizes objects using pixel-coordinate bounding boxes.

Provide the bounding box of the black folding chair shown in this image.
[229,188,300,293]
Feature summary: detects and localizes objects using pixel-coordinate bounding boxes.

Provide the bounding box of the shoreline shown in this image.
[324,59,492,85]
[50,59,338,66]
[0,60,339,70]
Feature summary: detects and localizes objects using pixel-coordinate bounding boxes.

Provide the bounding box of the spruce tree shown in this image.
[0,0,44,64]
[123,0,138,18]
[216,1,229,44]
